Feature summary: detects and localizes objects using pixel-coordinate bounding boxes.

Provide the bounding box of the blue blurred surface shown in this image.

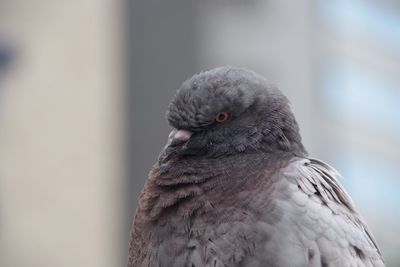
[320,0,400,53]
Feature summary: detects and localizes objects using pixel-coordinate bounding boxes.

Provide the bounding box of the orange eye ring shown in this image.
[215,112,230,122]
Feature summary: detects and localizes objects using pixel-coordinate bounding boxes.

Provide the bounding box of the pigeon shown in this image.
[128,66,384,267]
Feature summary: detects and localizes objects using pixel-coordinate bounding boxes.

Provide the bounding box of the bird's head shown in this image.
[158,66,307,164]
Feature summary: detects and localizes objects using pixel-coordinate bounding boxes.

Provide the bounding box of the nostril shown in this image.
[169,129,192,147]
[174,129,192,141]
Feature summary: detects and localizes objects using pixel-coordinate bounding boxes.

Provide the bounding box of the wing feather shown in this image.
[282,158,385,266]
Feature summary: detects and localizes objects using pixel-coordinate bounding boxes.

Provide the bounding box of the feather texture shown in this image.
[128,156,384,267]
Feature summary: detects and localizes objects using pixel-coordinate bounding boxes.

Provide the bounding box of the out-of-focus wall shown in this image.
[0,1,125,266]
[126,0,200,225]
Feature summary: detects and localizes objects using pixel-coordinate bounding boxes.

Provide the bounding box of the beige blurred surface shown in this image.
[0,0,125,266]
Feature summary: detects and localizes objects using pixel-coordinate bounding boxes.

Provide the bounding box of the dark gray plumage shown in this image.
[128,67,384,267]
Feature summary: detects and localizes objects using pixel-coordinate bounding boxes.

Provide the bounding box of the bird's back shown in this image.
[240,158,384,267]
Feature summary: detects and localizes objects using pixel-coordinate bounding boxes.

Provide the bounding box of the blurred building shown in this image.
[0,0,399,266]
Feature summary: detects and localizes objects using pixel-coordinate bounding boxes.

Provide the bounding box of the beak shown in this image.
[158,128,192,164]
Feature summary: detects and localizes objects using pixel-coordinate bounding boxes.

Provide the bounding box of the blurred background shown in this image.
[0,0,399,266]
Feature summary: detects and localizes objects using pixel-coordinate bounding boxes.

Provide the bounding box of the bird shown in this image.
[128,66,384,267]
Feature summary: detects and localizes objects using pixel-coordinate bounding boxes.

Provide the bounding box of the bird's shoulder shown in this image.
[259,157,385,266]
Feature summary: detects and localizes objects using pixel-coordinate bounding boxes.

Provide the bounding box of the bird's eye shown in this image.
[215,112,230,123]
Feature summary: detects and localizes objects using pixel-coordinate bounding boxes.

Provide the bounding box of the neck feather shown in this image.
[136,152,295,224]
